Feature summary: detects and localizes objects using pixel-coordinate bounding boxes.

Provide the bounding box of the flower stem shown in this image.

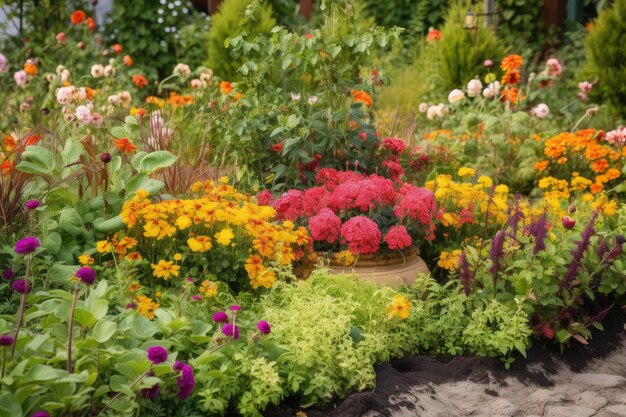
[11,293,27,356]
[1,347,6,379]
[97,367,151,416]
[67,287,80,373]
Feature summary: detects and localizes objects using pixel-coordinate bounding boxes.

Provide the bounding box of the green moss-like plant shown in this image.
[583,0,626,118]
[207,0,276,80]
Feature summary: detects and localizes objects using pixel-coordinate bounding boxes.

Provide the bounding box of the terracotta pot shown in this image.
[320,247,429,287]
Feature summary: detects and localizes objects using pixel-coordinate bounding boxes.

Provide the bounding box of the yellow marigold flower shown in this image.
[78,254,94,265]
[477,176,493,189]
[386,294,411,320]
[151,260,180,280]
[199,280,218,297]
[215,228,235,246]
[173,253,182,261]
[96,240,112,253]
[494,184,509,194]
[250,268,276,289]
[125,251,142,261]
[282,220,295,230]
[457,167,475,177]
[245,255,264,277]
[441,212,460,227]
[218,176,229,185]
[128,282,142,292]
[116,237,137,253]
[136,295,159,319]
[582,193,594,202]
[155,291,162,298]
[438,250,462,270]
[175,215,192,230]
[335,250,356,266]
[188,236,212,252]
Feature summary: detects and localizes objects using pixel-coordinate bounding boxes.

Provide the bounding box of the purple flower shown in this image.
[221,323,240,339]
[458,251,475,296]
[560,211,598,290]
[0,335,14,346]
[2,268,14,280]
[126,302,137,309]
[529,213,548,255]
[140,384,160,400]
[24,200,40,210]
[212,311,228,323]
[257,320,271,335]
[146,346,168,364]
[76,266,96,285]
[15,236,40,255]
[489,229,506,285]
[191,295,202,302]
[100,153,112,163]
[228,305,241,312]
[172,361,195,400]
[31,412,50,417]
[561,216,576,230]
[12,279,30,294]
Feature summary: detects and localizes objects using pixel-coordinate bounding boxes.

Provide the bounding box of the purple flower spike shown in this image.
[2,268,14,280]
[12,279,30,294]
[257,320,271,335]
[221,323,240,339]
[146,346,168,364]
[212,311,228,323]
[24,200,40,210]
[0,335,14,346]
[15,236,40,255]
[76,266,96,285]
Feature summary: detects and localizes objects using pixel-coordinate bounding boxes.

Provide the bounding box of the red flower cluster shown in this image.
[394,184,436,227]
[341,216,381,254]
[309,208,341,243]
[384,225,412,250]
[382,138,407,155]
[272,190,303,221]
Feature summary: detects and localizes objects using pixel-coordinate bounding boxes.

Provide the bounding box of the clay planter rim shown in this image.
[319,246,419,268]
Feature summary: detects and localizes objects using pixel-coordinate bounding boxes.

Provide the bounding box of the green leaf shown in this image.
[94,216,125,234]
[91,320,117,343]
[137,151,177,173]
[16,161,51,176]
[59,208,85,236]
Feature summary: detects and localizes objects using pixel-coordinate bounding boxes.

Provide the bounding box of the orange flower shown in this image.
[3,135,16,152]
[23,63,37,75]
[123,55,133,67]
[351,90,373,107]
[1,160,14,176]
[70,10,86,25]
[219,81,233,95]
[534,160,549,171]
[132,74,148,88]
[500,87,524,104]
[84,87,94,100]
[500,54,523,72]
[426,28,442,42]
[590,183,604,194]
[25,133,42,147]
[501,70,520,85]
[86,17,96,31]
[114,138,138,153]
[591,158,609,173]
[112,44,123,54]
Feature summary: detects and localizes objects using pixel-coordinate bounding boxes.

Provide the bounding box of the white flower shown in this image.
[190,79,203,89]
[13,70,27,87]
[418,102,428,113]
[61,69,70,83]
[103,64,116,77]
[435,103,449,118]
[199,69,213,82]
[426,106,438,120]
[91,64,104,78]
[0,53,7,73]
[119,91,132,105]
[292,93,301,102]
[482,87,494,99]
[75,105,92,125]
[56,86,74,105]
[173,63,191,78]
[466,79,483,97]
[308,95,318,105]
[45,73,56,83]
[530,103,550,119]
[107,94,120,105]
[483,81,501,99]
[56,65,65,74]
[448,89,465,104]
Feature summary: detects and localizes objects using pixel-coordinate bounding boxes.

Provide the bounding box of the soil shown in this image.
[264,308,626,417]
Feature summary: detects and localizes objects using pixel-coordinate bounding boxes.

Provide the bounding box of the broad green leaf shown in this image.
[137,151,177,173]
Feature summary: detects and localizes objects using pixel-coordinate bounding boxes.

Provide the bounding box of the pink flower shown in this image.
[302,186,328,216]
[340,216,381,254]
[55,32,67,44]
[256,190,274,206]
[578,81,593,94]
[381,158,404,179]
[384,225,412,250]
[309,208,341,243]
[91,112,103,127]
[393,186,436,225]
[604,126,626,146]
[13,70,27,87]
[382,137,407,155]
[272,190,303,221]
[545,58,563,77]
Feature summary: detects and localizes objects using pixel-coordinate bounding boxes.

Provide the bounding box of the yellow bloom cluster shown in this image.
[538,175,619,217]
[438,250,462,270]
[386,294,411,319]
[136,295,159,319]
[106,178,310,289]
[199,280,218,297]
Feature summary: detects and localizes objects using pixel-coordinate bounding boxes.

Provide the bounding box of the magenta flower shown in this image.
[257,320,271,335]
[100,153,112,163]
[2,268,14,280]
[31,412,50,417]
[146,346,168,364]
[172,361,195,400]
[221,323,240,339]
[76,266,96,285]
[12,279,30,294]
[126,302,137,309]
[0,335,14,346]
[212,311,228,323]
[191,295,202,302]
[15,236,40,255]
[562,216,576,230]
[24,200,40,210]
[228,305,241,312]
[140,384,160,400]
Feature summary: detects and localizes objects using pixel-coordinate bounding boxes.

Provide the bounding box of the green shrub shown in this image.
[207,0,276,80]
[583,0,626,118]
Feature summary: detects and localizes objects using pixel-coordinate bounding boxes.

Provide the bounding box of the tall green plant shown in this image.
[582,0,626,118]
[207,0,276,80]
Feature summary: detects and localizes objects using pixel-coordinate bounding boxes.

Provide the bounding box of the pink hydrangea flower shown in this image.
[340,216,381,254]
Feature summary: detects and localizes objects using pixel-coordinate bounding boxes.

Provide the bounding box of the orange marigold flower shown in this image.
[23,63,37,75]
[114,137,138,153]
[591,158,609,173]
[84,87,94,100]
[123,55,133,67]
[534,160,549,171]
[351,90,373,107]
[86,17,96,31]
[500,87,524,104]
[1,160,14,176]
[426,28,442,42]
[590,183,604,194]
[112,44,122,54]
[70,10,86,25]
[500,54,523,72]
[4,134,16,152]
[501,70,520,85]
[25,134,42,147]
[132,74,148,88]
[219,81,233,95]
[605,168,620,181]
